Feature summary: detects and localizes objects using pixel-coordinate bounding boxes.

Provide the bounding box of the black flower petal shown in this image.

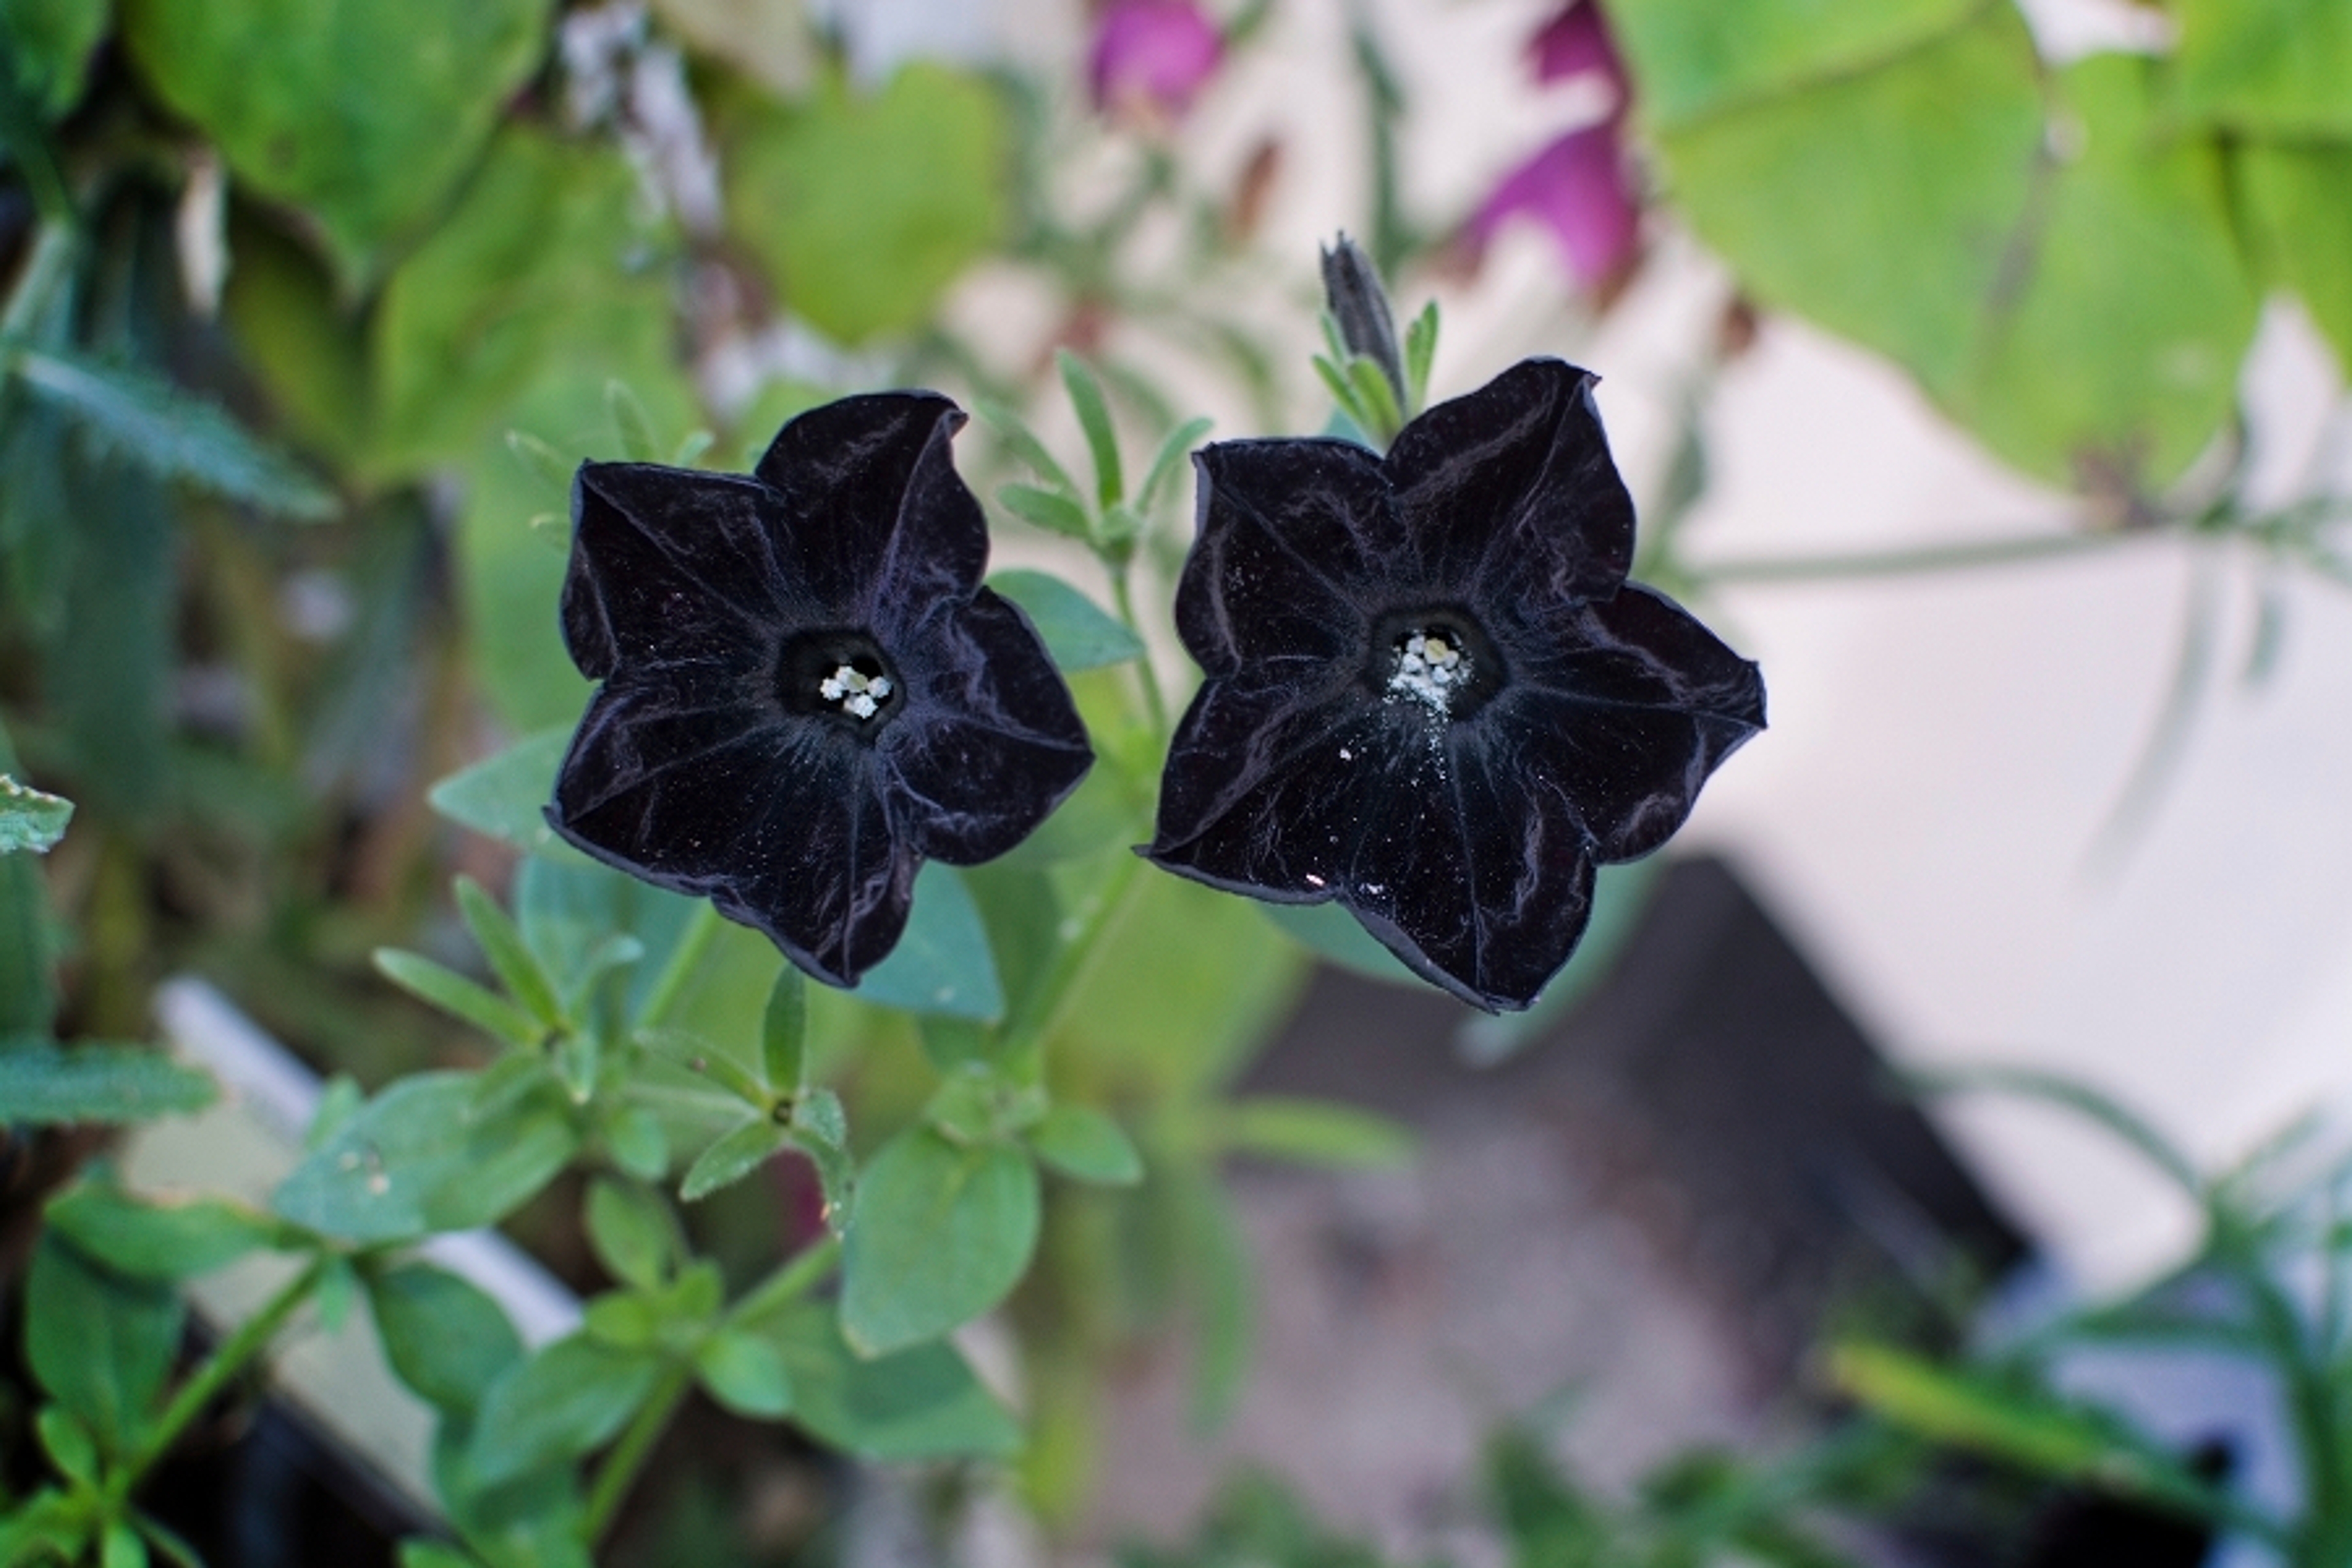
[548,391,1093,988]
[1145,358,1763,1012]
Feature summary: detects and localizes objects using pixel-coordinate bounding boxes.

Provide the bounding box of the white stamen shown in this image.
[1387,630,1467,714]
[820,663,892,720]
[1305,873,1325,888]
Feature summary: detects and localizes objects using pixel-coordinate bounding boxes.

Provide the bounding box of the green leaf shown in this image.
[1401,302,1439,412]
[1028,1104,1143,1186]
[398,1544,481,1568]
[100,1520,146,1568]
[516,854,698,1028]
[1220,1098,1415,1169]
[118,0,556,286]
[2174,0,2352,137]
[0,1044,217,1126]
[373,949,544,1049]
[41,450,172,823]
[976,397,1079,497]
[680,1117,792,1202]
[1657,13,2258,491]
[47,1182,279,1278]
[0,728,56,1035]
[746,1302,1019,1460]
[1608,0,1977,125]
[636,1028,771,1111]
[35,1404,99,1487]
[26,1234,183,1453]
[987,569,1144,673]
[695,1327,794,1419]
[1656,9,2041,404]
[996,481,1095,543]
[854,863,1005,1021]
[791,1090,855,1233]
[604,379,662,463]
[274,1069,580,1243]
[0,0,111,119]
[1135,416,1213,516]
[585,1177,677,1290]
[1344,353,1404,446]
[1056,349,1125,508]
[723,61,1009,344]
[455,877,564,1030]
[365,1261,526,1417]
[601,1101,669,1183]
[760,965,806,1095]
[1943,55,2258,489]
[428,728,575,856]
[840,1126,1040,1355]
[2239,141,2352,375]
[467,1333,666,1490]
[374,129,674,470]
[2,341,335,517]
[1830,1343,2140,1483]
[0,773,72,853]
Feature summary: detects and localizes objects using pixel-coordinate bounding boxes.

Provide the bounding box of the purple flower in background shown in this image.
[1144,360,1765,1012]
[1529,0,1622,89]
[1088,0,1223,125]
[1472,0,1641,292]
[1471,126,1640,292]
[548,393,1093,989]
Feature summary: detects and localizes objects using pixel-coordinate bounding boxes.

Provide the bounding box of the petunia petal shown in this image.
[1445,729,1600,1007]
[1179,439,1396,673]
[883,590,1095,864]
[1503,583,1764,861]
[564,464,791,679]
[1384,358,1634,603]
[715,763,920,987]
[755,391,982,618]
[1145,673,1389,900]
[549,691,916,986]
[1345,728,1599,1011]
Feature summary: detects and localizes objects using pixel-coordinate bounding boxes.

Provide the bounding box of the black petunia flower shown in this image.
[1143,358,1763,1012]
[548,392,1093,987]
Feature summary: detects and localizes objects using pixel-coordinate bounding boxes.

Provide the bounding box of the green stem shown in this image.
[115,1255,331,1494]
[638,904,720,1027]
[726,1236,842,1325]
[998,850,1144,1072]
[580,1363,692,1548]
[1689,529,2142,586]
[1,224,80,343]
[578,1238,840,1548]
[1110,564,1171,746]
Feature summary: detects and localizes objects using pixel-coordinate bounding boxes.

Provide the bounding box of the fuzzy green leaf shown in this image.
[0,1044,217,1126]
[0,773,72,853]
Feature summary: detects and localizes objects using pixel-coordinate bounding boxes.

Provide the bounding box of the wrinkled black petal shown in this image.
[1148,671,1389,899]
[1505,584,1765,861]
[757,391,981,619]
[549,390,1091,988]
[1178,440,1393,674]
[1385,358,1633,603]
[1147,357,1760,1014]
[563,465,789,679]
[884,589,1095,864]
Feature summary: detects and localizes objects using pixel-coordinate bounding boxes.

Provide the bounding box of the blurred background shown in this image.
[5,0,2351,1563]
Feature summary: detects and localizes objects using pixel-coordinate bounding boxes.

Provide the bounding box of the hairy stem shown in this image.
[116,1255,331,1496]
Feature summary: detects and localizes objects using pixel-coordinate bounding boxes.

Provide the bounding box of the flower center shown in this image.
[1388,628,1469,713]
[1368,608,1504,723]
[778,630,904,733]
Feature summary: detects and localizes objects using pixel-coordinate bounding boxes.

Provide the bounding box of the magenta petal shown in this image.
[1472,125,1640,290]
[1088,0,1223,121]
[1529,1,1625,94]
